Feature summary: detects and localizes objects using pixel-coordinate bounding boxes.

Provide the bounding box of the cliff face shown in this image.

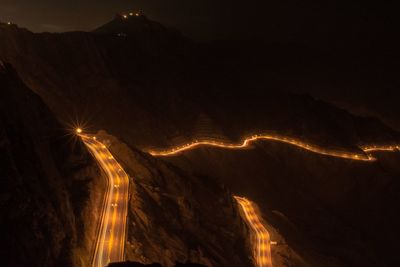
[0,63,105,266]
[95,131,252,267]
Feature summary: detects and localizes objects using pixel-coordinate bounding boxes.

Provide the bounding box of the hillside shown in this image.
[1,15,400,267]
[0,20,399,151]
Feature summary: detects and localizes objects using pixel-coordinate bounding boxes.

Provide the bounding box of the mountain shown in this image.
[0,21,398,151]
[0,62,255,266]
[94,13,185,40]
[1,14,400,267]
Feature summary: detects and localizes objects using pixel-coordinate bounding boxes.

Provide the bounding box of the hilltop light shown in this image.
[135,13,140,17]
[7,22,11,25]
[129,12,133,16]
[122,14,128,19]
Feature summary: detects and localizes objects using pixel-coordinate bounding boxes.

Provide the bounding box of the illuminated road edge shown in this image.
[149,134,399,267]
[77,128,399,267]
[235,196,273,267]
[80,134,129,267]
[148,134,400,161]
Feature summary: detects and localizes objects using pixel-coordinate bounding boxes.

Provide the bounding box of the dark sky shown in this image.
[0,0,396,43]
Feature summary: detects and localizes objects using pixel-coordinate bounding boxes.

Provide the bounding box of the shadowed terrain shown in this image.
[1,13,399,267]
[0,64,106,266]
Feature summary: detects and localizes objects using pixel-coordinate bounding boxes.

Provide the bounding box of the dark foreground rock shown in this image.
[108,261,206,267]
[0,63,105,267]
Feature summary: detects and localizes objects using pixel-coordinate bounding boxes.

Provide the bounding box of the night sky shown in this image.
[0,0,396,44]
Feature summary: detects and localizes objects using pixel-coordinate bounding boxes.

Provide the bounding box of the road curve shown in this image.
[235,196,273,267]
[79,129,398,267]
[80,134,129,267]
[149,135,398,267]
[148,133,400,161]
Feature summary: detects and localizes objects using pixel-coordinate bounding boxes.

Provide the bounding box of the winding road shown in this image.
[148,133,399,161]
[80,134,129,267]
[235,196,273,267]
[79,129,399,267]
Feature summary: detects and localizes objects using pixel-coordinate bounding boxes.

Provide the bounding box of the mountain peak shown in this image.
[94,11,166,35]
[117,11,144,20]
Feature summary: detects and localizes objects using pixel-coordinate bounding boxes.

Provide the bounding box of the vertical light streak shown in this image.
[235,196,273,267]
[79,135,129,267]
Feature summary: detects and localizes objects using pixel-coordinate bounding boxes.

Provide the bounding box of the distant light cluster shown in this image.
[121,11,141,20]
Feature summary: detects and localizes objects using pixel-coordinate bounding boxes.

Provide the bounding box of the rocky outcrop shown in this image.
[0,64,105,266]
[95,131,252,267]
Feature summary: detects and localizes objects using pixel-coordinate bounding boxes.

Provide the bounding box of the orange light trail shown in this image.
[235,196,273,267]
[361,145,400,152]
[148,133,399,161]
[77,128,398,267]
[149,133,400,267]
[79,134,129,267]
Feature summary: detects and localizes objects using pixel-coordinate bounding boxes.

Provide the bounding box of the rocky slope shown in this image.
[95,131,252,267]
[165,142,400,267]
[0,63,105,267]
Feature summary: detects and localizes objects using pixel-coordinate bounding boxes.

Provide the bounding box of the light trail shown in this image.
[79,133,129,267]
[148,133,400,161]
[361,145,400,153]
[234,196,273,267]
[77,127,398,267]
[148,133,399,267]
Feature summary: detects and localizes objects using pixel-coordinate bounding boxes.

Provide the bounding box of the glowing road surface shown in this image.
[80,134,129,267]
[235,196,273,267]
[148,133,400,161]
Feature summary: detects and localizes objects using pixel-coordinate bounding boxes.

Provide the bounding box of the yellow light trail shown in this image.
[235,196,273,267]
[78,133,129,267]
[148,133,400,161]
[361,145,400,152]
